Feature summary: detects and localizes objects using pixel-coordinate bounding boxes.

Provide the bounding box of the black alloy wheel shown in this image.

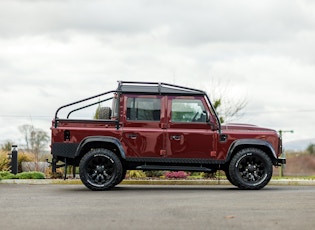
[79,148,122,191]
[228,148,273,190]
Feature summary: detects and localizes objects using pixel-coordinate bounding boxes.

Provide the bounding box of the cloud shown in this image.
[1,0,314,43]
[0,0,315,145]
[0,0,161,37]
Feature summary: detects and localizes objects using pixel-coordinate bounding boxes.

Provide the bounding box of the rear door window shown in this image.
[127,97,161,121]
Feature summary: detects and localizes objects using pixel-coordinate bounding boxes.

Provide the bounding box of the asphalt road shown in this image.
[0,184,314,230]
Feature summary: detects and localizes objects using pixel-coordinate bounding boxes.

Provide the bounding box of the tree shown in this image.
[306,144,315,154]
[93,103,101,119]
[1,140,14,151]
[203,80,247,123]
[18,124,50,162]
[213,97,247,123]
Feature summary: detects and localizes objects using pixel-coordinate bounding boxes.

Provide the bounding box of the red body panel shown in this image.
[51,96,281,161]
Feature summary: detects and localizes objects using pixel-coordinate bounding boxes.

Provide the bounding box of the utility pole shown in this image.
[278,130,294,177]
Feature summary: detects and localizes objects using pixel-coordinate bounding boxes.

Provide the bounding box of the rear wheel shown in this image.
[224,170,237,186]
[79,148,122,191]
[228,148,273,190]
[115,168,127,185]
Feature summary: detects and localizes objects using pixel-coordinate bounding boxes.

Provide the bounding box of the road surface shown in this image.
[0,184,314,230]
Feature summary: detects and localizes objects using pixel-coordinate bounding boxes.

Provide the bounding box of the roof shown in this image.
[117,81,206,96]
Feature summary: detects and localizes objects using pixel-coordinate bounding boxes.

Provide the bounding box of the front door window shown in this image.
[171,99,206,123]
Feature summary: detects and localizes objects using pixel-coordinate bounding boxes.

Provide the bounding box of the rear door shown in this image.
[121,95,166,158]
[166,96,216,159]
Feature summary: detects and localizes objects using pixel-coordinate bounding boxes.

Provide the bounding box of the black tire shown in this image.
[228,148,273,190]
[79,148,122,191]
[224,170,237,186]
[115,168,127,185]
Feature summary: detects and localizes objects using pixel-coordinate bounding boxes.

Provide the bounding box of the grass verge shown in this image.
[0,171,45,180]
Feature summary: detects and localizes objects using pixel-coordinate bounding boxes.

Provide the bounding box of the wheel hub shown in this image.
[93,165,110,180]
[246,164,257,173]
[239,157,265,182]
[96,165,105,173]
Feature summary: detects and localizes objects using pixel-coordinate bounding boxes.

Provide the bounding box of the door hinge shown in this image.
[210,151,217,157]
[161,123,168,129]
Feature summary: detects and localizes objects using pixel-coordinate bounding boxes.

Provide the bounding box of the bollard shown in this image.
[11,145,18,175]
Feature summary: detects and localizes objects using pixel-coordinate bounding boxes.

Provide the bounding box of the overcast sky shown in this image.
[1,0,315,148]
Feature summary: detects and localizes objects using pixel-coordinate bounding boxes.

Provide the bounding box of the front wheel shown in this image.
[228,148,273,190]
[79,148,122,191]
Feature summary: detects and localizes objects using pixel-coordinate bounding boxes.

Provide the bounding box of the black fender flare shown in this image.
[226,139,277,162]
[75,136,126,159]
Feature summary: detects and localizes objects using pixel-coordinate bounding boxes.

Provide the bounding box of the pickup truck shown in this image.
[51,81,285,190]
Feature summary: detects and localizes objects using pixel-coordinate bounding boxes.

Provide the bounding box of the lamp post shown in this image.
[278,130,294,177]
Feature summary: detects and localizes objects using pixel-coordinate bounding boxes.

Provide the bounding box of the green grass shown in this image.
[272,175,315,180]
[0,171,45,180]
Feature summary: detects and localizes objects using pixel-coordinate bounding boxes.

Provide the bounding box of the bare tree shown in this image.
[202,79,247,123]
[18,124,50,162]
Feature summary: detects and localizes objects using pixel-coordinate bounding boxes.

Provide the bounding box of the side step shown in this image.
[136,165,215,172]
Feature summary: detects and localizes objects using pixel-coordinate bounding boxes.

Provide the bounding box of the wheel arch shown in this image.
[226,139,278,165]
[75,136,126,163]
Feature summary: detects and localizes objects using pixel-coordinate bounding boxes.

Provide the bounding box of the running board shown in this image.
[136,165,215,172]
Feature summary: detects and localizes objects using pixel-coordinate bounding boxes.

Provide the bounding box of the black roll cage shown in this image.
[53,81,221,131]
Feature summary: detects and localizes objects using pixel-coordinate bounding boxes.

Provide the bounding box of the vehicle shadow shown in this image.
[60,184,286,193]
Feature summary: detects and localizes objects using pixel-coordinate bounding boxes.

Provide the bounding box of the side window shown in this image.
[127,97,161,121]
[171,99,206,123]
[111,95,119,118]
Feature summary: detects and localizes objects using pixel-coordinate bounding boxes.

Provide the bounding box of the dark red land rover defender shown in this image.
[51,81,285,190]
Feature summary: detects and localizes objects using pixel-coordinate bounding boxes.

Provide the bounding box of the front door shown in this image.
[166,96,215,159]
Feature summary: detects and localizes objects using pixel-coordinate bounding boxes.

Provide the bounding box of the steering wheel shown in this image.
[192,112,199,122]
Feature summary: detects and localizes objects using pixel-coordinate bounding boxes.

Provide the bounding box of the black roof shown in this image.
[117,81,205,96]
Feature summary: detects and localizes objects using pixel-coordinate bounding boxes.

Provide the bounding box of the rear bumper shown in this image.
[274,158,286,166]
